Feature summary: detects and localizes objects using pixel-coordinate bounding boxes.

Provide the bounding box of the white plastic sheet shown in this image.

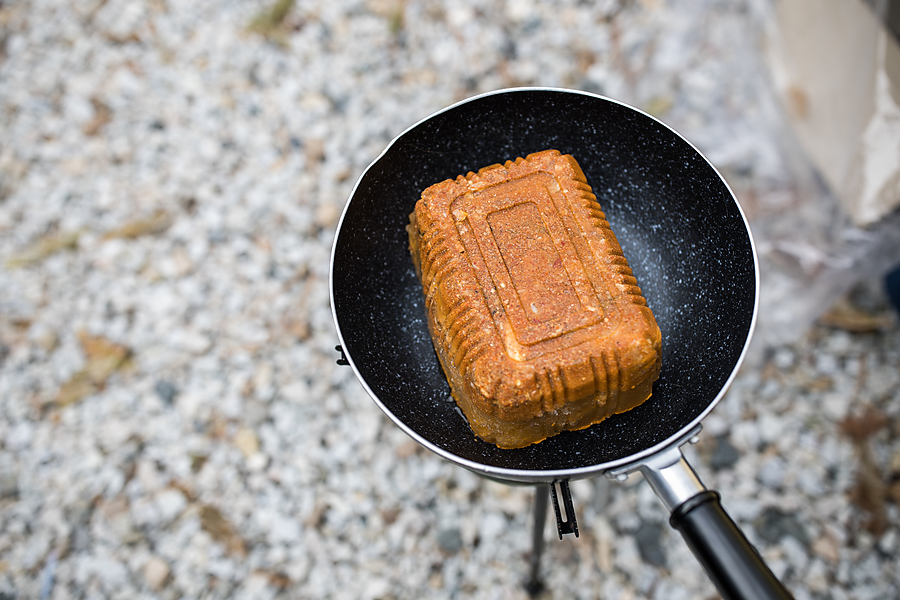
[746,0,900,352]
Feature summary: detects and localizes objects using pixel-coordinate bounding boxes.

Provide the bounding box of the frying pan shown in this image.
[330,88,793,600]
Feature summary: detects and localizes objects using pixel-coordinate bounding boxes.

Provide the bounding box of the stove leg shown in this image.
[525,484,549,597]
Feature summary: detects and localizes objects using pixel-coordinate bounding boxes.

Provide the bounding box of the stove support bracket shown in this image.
[549,479,579,539]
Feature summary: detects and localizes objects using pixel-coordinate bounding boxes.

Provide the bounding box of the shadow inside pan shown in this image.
[331,89,756,475]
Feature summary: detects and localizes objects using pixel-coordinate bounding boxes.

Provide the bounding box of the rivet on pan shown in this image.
[616,473,628,482]
[689,435,700,445]
[335,345,350,366]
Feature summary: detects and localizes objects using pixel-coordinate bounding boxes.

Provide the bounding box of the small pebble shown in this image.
[153,380,178,405]
[143,556,170,591]
[634,522,666,567]
[710,436,740,471]
[436,527,463,554]
[234,428,260,458]
[754,508,809,546]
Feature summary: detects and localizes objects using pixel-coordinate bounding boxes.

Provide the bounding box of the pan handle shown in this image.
[638,449,795,600]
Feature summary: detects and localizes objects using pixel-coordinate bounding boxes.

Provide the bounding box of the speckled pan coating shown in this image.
[408,150,661,448]
[331,88,757,481]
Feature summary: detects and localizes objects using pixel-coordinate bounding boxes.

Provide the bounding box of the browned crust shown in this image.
[408,150,661,448]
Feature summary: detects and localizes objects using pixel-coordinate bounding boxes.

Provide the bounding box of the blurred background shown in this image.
[1,0,899,598]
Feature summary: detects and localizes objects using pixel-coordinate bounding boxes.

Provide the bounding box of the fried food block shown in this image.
[408,150,661,449]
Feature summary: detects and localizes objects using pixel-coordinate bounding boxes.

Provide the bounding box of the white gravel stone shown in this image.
[1,1,898,599]
[142,555,171,591]
[155,489,188,524]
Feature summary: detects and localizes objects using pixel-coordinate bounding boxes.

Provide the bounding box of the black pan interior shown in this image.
[331,90,756,475]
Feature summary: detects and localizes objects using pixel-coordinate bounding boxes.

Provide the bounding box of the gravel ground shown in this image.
[1,0,899,599]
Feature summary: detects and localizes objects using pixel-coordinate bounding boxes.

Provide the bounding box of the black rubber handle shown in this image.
[669,491,794,600]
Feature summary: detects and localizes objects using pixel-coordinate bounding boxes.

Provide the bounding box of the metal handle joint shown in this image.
[638,447,707,512]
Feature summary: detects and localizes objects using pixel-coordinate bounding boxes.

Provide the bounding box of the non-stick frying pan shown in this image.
[330,88,793,600]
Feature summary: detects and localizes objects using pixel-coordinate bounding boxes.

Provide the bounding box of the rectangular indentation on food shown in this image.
[451,172,611,354]
[487,201,577,325]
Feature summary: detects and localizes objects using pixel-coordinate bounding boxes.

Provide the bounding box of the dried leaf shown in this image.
[55,333,132,407]
[6,230,80,268]
[803,375,833,394]
[200,505,247,556]
[840,405,892,537]
[368,0,405,34]
[819,298,893,333]
[305,501,328,528]
[190,454,209,473]
[163,482,195,505]
[840,406,890,443]
[57,370,98,406]
[888,480,900,505]
[644,95,673,117]
[388,5,404,36]
[848,447,889,536]
[101,210,172,240]
[83,97,112,136]
[78,331,132,383]
[252,569,291,590]
[247,0,295,45]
